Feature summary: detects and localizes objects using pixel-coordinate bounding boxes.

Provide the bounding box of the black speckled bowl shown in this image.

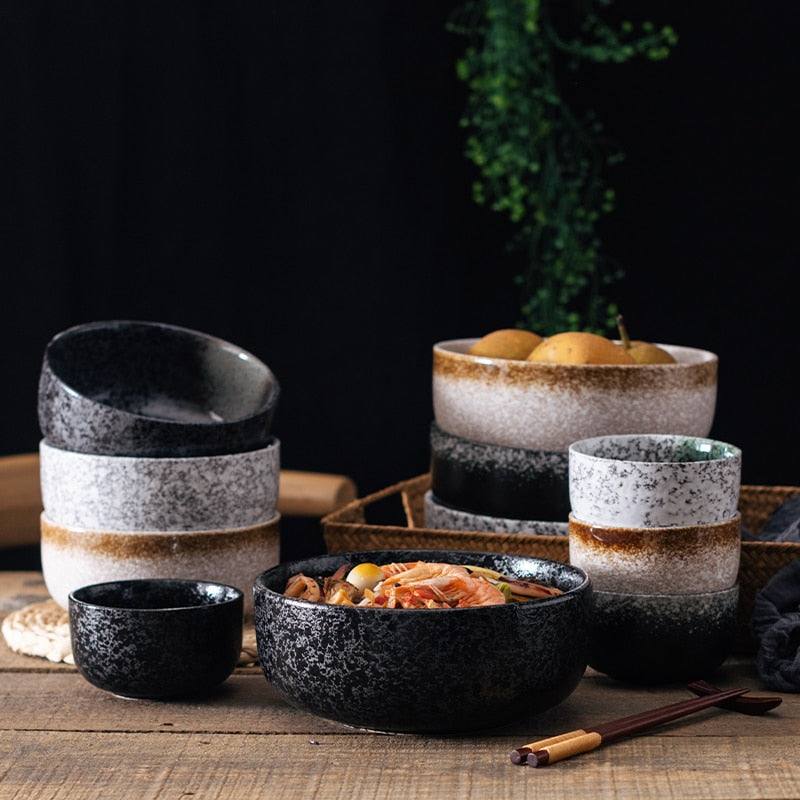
[69,579,244,699]
[429,422,570,521]
[253,549,592,734]
[588,585,739,684]
[39,320,280,457]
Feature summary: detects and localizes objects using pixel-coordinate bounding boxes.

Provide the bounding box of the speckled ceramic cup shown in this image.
[254,549,592,733]
[568,434,742,528]
[424,491,568,536]
[588,585,739,683]
[69,579,243,699]
[38,319,280,457]
[429,422,570,521]
[432,339,718,452]
[39,438,280,532]
[41,514,280,617]
[568,513,741,594]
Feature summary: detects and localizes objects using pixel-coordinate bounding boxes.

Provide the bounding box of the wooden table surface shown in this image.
[2,571,800,800]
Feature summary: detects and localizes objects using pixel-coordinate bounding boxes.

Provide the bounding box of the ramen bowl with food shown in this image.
[253,549,592,734]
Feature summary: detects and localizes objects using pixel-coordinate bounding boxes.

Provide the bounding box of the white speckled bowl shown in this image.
[568,513,741,594]
[424,491,568,536]
[41,513,281,617]
[39,438,280,532]
[432,339,718,452]
[568,434,741,528]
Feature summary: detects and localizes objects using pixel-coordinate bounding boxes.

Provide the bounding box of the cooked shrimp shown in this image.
[373,561,506,608]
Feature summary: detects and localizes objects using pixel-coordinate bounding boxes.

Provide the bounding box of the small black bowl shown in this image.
[69,579,244,699]
[39,320,280,457]
[429,422,570,521]
[588,585,739,684]
[254,549,592,734]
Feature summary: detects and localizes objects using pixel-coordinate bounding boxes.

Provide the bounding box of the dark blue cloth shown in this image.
[751,558,800,692]
[758,495,800,543]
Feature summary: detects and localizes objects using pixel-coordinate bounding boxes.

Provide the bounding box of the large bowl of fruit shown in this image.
[253,549,592,734]
[432,323,718,453]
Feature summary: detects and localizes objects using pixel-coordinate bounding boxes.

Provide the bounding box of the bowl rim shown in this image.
[42,319,280,424]
[568,433,742,463]
[433,337,718,367]
[253,548,591,613]
[68,578,244,611]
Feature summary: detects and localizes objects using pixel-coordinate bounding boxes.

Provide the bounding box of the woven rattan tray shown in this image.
[322,473,800,653]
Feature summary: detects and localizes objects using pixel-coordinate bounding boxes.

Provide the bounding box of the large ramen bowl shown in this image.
[432,338,718,452]
[253,549,592,734]
[38,320,280,457]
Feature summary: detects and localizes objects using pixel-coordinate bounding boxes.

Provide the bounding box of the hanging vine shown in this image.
[447,0,677,335]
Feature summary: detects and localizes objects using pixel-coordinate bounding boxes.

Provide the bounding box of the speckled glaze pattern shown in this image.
[568,513,741,593]
[253,549,592,733]
[38,320,280,457]
[41,513,280,617]
[424,491,568,536]
[588,585,739,683]
[39,438,280,531]
[429,422,570,521]
[568,434,742,528]
[432,339,718,452]
[69,579,243,698]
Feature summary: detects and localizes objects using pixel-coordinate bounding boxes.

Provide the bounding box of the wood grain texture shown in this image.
[3,571,800,799]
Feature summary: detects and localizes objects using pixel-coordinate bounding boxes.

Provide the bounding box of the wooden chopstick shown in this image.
[510,686,751,767]
[687,679,782,715]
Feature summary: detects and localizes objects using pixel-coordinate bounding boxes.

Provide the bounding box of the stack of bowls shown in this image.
[567,433,743,683]
[428,338,719,536]
[37,320,282,617]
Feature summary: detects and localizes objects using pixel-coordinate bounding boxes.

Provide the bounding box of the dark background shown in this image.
[2,2,797,530]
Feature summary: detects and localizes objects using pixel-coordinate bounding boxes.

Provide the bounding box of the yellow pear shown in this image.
[527,331,636,365]
[626,341,676,364]
[468,328,543,360]
[615,314,676,364]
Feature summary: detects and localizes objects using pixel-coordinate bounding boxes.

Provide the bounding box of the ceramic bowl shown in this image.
[39,438,280,532]
[41,514,280,617]
[424,491,568,536]
[568,434,742,528]
[253,549,592,734]
[588,585,739,683]
[69,579,243,698]
[568,513,741,594]
[38,320,280,457]
[432,338,718,452]
[429,422,570,521]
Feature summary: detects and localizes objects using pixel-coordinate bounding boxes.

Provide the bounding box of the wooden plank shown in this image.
[1,664,795,739]
[1,729,799,800]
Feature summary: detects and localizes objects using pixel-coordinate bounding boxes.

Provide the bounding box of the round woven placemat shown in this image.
[1,599,260,668]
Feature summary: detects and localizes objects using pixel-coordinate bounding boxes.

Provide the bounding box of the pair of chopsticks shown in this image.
[510,682,782,767]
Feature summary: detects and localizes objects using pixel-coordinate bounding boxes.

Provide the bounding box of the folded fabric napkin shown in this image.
[758,495,800,543]
[751,557,800,692]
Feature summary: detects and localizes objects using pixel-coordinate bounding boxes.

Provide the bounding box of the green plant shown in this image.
[447,0,677,335]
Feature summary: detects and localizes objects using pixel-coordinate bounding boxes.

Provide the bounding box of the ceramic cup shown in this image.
[568,513,741,594]
[569,433,742,528]
[69,579,243,699]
